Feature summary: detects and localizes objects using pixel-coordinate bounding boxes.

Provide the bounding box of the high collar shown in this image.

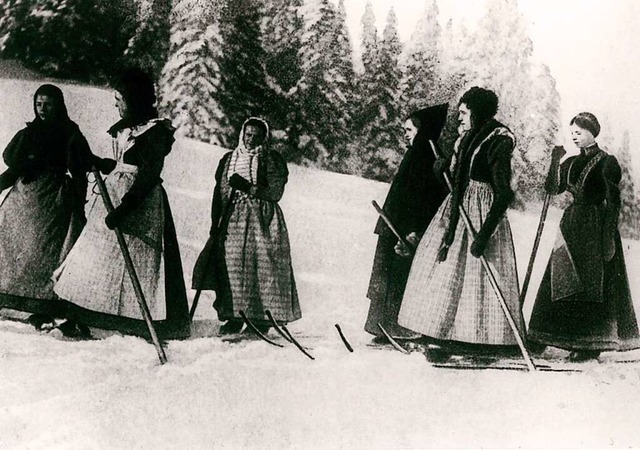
[580,144,600,156]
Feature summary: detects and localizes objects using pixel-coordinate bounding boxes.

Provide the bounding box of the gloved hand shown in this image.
[437,240,450,262]
[229,173,252,193]
[433,158,449,177]
[105,206,127,230]
[470,232,490,258]
[97,158,117,175]
[394,232,420,258]
[551,145,566,162]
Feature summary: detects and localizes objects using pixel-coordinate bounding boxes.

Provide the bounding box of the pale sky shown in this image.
[339,0,640,166]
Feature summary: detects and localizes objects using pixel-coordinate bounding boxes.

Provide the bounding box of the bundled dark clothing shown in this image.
[0,116,104,316]
[528,145,640,351]
[365,104,448,338]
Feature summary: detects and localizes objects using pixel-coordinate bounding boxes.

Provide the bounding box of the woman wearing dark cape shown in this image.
[528,112,640,361]
[365,104,449,341]
[0,84,114,331]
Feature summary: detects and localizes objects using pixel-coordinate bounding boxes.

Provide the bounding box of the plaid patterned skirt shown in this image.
[54,165,167,320]
[214,195,300,323]
[398,180,523,345]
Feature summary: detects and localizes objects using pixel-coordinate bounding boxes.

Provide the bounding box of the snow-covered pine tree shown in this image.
[297,0,352,167]
[347,4,404,181]
[398,0,443,115]
[0,0,30,52]
[215,0,274,148]
[158,0,225,144]
[2,0,136,81]
[261,0,305,159]
[613,130,640,239]
[124,0,172,79]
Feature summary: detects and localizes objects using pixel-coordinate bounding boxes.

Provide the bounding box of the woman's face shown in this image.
[35,95,56,121]
[243,124,266,150]
[458,103,472,132]
[403,119,418,146]
[115,91,128,119]
[570,124,596,149]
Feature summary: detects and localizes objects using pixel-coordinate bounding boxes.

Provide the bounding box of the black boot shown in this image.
[56,320,92,339]
[219,319,243,335]
[27,314,55,331]
[569,350,601,362]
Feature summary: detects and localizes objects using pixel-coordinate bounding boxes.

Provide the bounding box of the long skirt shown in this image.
[195,195,300,324]
[528,205,640,351]
[398,180,523,346]
[54,166,190,339]
[364,235,420,338]
[0,173,82,317]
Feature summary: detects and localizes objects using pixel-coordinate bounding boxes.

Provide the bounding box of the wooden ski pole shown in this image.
[428,141,536,372]
[518,193,551,306]
[371,200,414,250]
[92,168,167,365]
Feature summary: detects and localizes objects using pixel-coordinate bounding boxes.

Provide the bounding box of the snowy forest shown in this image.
[1,0,639,236]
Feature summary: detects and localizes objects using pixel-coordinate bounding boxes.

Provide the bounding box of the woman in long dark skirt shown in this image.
[528,112,640,361]
[0,84,115,331]
[54,69,190,340]
[364,104,448,341]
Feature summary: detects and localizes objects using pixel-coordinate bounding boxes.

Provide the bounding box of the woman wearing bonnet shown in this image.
[192,117,301,335]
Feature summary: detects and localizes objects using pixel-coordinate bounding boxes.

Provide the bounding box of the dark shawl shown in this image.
[375,103,449,238]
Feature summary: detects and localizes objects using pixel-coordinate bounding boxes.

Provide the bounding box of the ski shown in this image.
[335,323,354,352]
[281,325,315,360]
[239,310,284,348]
[265,310,293,343]
[377,323,410,355]
[431,362,581,373]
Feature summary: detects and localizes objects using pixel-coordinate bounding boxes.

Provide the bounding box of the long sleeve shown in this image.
[476,136,515,241]
[602,155,622,239]
[545,158,570,195]
[250,151,288,202]
[209,153,231,235]
[3,129,28,171]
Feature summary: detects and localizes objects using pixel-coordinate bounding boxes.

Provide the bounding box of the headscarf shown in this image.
[108,68,159,136]
[228,117,270,184]
[375,104,449,236]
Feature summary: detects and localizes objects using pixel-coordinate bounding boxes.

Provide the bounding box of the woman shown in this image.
[397,87,524,360]
[192,117,300,335]
[0,84,114,331]
[54,68,190,340]
[365,104,449,341]
[528,113,640,361]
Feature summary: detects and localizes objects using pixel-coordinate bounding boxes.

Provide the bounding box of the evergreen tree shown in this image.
[261,0,305,159]
[297,0,352,167]
[613,130,640,239]
[215,0,274,148]
[1,0,136,81]
[125,0,172,79]
[158,0,225,144]
[398,0,443,114]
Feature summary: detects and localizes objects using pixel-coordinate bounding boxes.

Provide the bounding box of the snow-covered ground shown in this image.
[1,78,640,449]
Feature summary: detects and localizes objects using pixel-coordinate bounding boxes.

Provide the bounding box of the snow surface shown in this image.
[2,79,640,449]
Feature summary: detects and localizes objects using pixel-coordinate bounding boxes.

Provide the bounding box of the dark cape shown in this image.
[365,104,449,338]
[528,145,640,351]
[0,110,100,317]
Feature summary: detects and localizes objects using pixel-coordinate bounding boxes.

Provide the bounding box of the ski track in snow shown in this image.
[1,79,640,448]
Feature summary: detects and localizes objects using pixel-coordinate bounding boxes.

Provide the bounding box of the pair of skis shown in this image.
[239,310,314,360]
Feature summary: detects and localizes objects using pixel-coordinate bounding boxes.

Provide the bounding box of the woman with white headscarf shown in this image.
[192,117,301,335]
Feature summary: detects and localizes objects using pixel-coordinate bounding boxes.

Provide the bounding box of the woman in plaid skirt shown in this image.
[398,87,524,360]
[192,117,300,335]
[53,69,190,340]
[0,84,115,332]
[528,113,640,361]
